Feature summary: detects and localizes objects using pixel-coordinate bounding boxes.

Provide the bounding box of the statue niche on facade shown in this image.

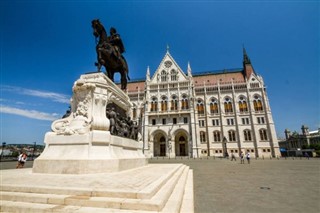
[91,19,130,90]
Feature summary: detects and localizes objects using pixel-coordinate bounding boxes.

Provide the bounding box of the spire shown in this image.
[187,61,192,77]
[166,44,170,53]
[242,46,255,79]
[146,66,150,81]
[243,45,251,65]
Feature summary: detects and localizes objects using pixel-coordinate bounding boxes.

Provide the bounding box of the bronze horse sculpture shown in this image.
[91,19,130,90]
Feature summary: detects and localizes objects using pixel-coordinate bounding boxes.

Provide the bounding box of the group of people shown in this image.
[106,107,139,140]
[16,152,27,168]
[230,151,251,164]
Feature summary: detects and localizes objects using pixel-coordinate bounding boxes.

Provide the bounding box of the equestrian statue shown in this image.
[91,19,130,90]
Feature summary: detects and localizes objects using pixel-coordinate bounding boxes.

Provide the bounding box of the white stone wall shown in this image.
[127,52,279,158]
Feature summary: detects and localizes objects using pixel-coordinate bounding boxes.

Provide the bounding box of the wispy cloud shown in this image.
[0,105,60,121]
[1,85,70,104]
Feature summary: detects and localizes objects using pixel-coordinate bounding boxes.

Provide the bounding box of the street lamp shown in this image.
[1,142,6,161]
[222,137,228,158]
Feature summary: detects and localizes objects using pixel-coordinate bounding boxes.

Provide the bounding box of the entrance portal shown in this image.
[179,143,186,156]
[153,133,167,157]
[175,134,188,157]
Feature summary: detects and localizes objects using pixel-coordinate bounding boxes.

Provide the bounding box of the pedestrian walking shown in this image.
[240,152,245,164]
[246,152,251,164]
[231,153,236,161]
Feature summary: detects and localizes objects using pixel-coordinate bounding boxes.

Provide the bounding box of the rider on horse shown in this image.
[91,19,130,90]
[108,27,125,62]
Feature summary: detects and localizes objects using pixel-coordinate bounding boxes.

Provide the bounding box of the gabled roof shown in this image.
[149,50,188,83]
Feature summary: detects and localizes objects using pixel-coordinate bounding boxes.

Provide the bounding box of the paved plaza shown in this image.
[150,157,320,213]
[1,158,319,213]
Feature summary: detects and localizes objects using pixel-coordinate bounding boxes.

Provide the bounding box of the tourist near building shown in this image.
[125,48,280,158]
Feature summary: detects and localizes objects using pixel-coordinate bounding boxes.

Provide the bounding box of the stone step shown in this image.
[160,166,190,213]
[180,170,194,213]
[0,165,193,212]
[1,164,183,199]
[0,201,157,213]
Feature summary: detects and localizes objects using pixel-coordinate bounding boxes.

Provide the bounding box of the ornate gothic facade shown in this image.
[126,49,280,158]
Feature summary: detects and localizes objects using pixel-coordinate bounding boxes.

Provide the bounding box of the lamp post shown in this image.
[1,142,6,161]
[32,142,36,161]
[222,137,228,158]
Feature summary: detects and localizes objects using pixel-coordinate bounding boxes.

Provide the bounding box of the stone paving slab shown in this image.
[150,158,320,213]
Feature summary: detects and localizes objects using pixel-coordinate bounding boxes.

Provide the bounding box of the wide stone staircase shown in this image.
[0,164,193,213]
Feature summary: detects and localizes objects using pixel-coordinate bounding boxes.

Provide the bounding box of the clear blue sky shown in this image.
[0,1,319,145]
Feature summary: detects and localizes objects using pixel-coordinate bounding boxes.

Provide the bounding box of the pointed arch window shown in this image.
[197,99,205,115]
[200,131,206,143]
[238,96,248,113]
[228,130,236,142]
[171,95,178,111]
[161,70,167,82]
[179,136,186,142]
[161,96,168,111]
[253,95,264,111]
[259,129,268,141]
[224,97,233,113]
[213,131,221,142]
[150,97,158,112]
[181,95,189,110]
[210,98,219,114]
[160,136,166,143]
[171,69,178,81]
[243,129,252,141]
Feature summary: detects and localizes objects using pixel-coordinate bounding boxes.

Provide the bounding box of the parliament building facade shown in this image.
[125,49,280,158]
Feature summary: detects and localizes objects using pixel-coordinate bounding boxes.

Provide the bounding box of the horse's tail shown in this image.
[127,70,130,81]
[122,56,130,81]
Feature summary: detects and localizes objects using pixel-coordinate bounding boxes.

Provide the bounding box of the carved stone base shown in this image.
[33,72,146,174]
[33,131,147,174]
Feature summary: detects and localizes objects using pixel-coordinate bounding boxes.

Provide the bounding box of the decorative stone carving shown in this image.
[51,72,132,135]
[33,72,146,174]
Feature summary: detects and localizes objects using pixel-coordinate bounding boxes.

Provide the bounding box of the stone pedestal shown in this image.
[33,72,147,174]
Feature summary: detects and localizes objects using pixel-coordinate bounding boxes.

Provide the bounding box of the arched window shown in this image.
[197,99,205,115]
[224,97,233,113]
[179,136,186,142]
[161,96,168,111]
[213,131,221,142]
[160,136,166,143]
[253,95,263,111]
[243,129,252,141]
[171,69,178,81]
[200,131,206,143]
[210,98,219,114]
[228,130,236,142]
[150,97,158,112]
[161,70,167,82]
[238,96,248,113]
[171,95,178,111]
[181,95,189,110]
[259,129,268,141]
